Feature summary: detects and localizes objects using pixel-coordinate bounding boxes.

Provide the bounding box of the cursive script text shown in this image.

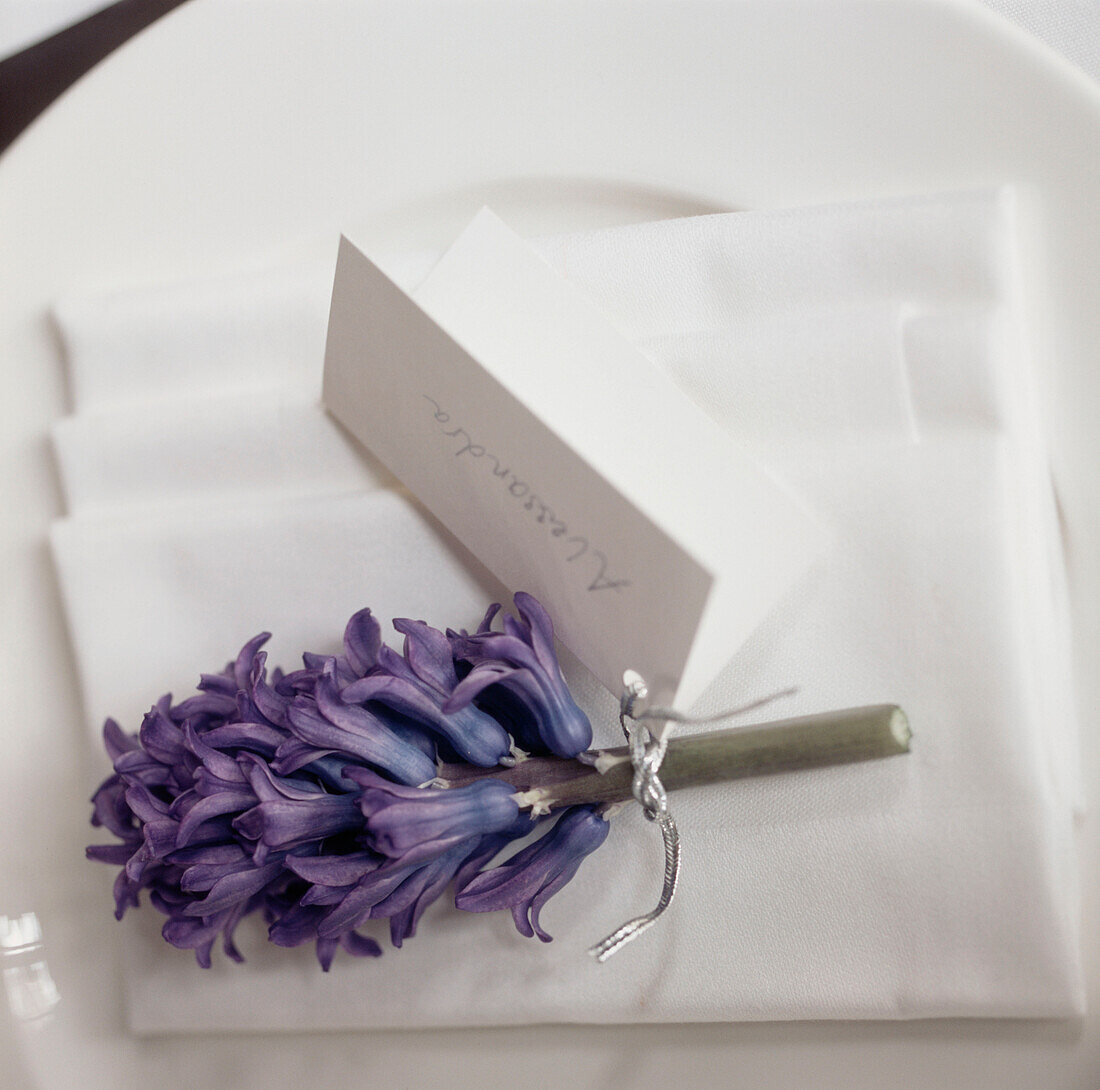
[423,396,631,593]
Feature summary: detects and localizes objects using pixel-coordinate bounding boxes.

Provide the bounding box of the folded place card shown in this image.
[324,209,828,705]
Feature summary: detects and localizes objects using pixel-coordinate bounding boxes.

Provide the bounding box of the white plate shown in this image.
[1,1,1098,1086]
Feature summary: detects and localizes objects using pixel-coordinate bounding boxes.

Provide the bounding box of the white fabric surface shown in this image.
[53,305,913,516]
[53,259,333,411]
[50,190,1083,1029]
[983,0,1100,88]
[52,391,394,514]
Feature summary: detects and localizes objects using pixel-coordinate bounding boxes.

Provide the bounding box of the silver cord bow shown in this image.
[589,673,796,962]
[588,670,680,962]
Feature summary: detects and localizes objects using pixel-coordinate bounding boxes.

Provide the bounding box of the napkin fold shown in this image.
[51,189,1083,1028]
[53,259,333,410]
[52,390,394,514]
[53,304,915,515]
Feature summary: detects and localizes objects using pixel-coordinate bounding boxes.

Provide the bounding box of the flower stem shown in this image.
[439,705,911,810]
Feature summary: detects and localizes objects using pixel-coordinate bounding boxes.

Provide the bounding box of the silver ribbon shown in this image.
[588,671,679,962]
[589,673,795,963]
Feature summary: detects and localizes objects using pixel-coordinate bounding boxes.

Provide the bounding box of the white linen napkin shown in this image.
[52,305,912,516]
[52,390,395,515]
[53,260,334,410]
[50,190,1083,1028]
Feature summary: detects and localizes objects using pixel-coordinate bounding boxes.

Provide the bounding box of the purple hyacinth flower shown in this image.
[369,840,481,948]
[89,603,607,971]
[89,770,140,844]
[232,755,362,859]
[308,858,420,934]
[342,607,383,678]
[281,607,384,695]
[448,592,592,758]
[346,767,521,867]
[455,805,610,941]
[279,660,438,787]
[341,618,512,767]
[162,903,255,968]
[267,903,383,970]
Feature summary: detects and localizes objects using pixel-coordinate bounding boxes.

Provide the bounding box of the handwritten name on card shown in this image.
[323,209,826,704]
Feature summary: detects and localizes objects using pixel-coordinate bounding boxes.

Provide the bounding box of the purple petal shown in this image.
[340,672,440,720]
[524,864,582,942]
[90,777,137,838]
[102,718,139,761]
[182,722,246,784]
[240,755,327,802]
[291,672,438,786]
[232,794,362,851]
[452,632,541,674]
[233,632,271,692]
[444,664,523,712]
[124,842,153,882]
[171,691,238,721]
[112,869,141,919]
[123,784,170,823]
[167,844,247,866]
[344,671,510,768]
[138,705,186,765]
[201,721,285,756]
[275,666,321,695]
[393,617,457,692]
[270,740,359,791]
[251,654,290,728]
[162,912,233,968]
[198,672,237,695]
[301,883,354,907]
[86,843,136,865]
[339,930,383,960]
[343,608,382,676]
[143,819,181,858]
[180,856,256,893]
[219,898,252,963]
[286,852,378,886]
[370,842,472,947]
[183,861,284,916]
[268,904,326,948]
[456,806,609,941]
[355,774,520,866]
[315,863,422,938]
[175,790,256,850]
[452,816,542,891]
[314,937,339,970]
[476,603,501,633]
[271,737,332,775]
[187,766,249,800]
[113,748,174,787]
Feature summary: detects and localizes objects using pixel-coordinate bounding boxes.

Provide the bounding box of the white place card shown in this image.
[323,209,827,705]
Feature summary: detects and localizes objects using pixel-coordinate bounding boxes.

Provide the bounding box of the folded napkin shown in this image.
[53,260,334,411]
[51,190,1083,1028]
[53,305,912,515]
[52,390,394,514]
